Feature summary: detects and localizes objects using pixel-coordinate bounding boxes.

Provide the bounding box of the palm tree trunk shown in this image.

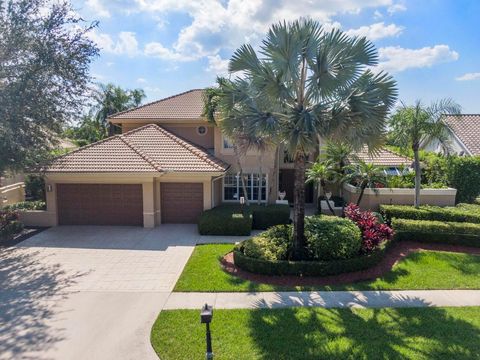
[292,152,306,260]
[413,147,421,208]
[233,144,250,206]
[356,183,367,207]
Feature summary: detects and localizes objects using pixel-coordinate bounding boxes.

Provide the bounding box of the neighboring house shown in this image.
[41,89,417,227]
[351,146,412,175]
[423,114,480,156]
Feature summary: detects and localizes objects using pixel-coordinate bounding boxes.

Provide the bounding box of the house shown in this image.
[41,89,300,227]
[350,146,412,174]
[423,114,480,156]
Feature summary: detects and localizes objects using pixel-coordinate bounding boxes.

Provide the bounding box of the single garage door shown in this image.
[161,183,203,223]
[57,184,143,226]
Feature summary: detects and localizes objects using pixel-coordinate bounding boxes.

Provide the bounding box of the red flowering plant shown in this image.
[344,203,394,253]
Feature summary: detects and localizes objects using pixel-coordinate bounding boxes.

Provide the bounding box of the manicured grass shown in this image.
[151,307,480,360]
[173,244,480,292]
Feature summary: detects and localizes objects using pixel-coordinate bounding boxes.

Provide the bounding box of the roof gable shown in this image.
[443,114,480,155]
[108,89,205,121]
[47,124,228,173]
[351,146,412,167]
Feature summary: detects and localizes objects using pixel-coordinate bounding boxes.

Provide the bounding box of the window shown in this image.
[383,167,401,176]
[223,173,267,202]
[223,136,234,149]
[197,126,207,135]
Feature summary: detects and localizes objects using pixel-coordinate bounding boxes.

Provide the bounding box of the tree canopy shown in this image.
[0,0,99,174]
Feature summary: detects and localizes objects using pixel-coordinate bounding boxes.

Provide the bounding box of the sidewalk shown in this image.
[164,290,480,310]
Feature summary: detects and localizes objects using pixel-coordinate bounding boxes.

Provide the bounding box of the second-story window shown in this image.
[223,136,234,149]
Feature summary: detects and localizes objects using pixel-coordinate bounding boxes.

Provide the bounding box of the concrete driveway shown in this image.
[0,225,199,360]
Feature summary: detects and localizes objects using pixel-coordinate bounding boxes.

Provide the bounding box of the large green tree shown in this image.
[66,84,146,145]
[389,99,460,207]
[0,0,99,174]
[213,19,397,259]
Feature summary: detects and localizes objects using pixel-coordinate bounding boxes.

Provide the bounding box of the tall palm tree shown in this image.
[389,99,461,207]
[346,160,386,206]
[213,19,397,259]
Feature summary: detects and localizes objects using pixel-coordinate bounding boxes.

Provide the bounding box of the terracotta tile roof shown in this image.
[46,124,228,173]
[350,146,412,167]
[443,114,480,155]
[108,89,205,121]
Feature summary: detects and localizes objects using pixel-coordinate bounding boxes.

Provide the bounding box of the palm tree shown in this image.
[306,159,336,214]
[346,160,386,206]
[389,99,461,207]
[214,19,397,259]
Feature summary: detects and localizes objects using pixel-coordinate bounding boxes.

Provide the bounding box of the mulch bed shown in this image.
[0,227,48,248]
[220,241,480,287]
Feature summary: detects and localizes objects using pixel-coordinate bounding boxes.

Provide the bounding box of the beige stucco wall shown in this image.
[343,184,457,211]
[0,182,25,208]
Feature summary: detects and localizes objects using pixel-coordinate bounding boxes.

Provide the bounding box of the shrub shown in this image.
[3,200,46,211]
[380,204,480,224]
[392,218,480,247]
[24,175,45,201]
[0,209,24,240]
[198,205,252,235]
[250,204,290,230]
[233,241,392,277]
[446,156,480,203]
[304,216,362,260]
[345,204,394,253]
[241,225,292,261]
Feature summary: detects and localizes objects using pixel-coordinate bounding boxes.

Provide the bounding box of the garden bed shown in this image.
[223,241,480,287]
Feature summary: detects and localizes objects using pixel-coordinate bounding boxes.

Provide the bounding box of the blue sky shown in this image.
[74,0,480,112]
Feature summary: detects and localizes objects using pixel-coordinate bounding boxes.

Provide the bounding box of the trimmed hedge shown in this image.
[446,156,480,203]
[250,204,290,230]
[233,241,393,277]
[380,204,480,224]
[392,218,480,247]
[198,206,252,236]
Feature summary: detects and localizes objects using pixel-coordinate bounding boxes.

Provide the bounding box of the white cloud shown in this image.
[137,77,147,83]
[87,31,139,56]
[206,55,229,75]
[373,10,383,19]
[456,72,480,81]
[346,22,403,40]
[378,45,459,73]
[86,0,110,18]
[129,0,394,62]
[387,2,407,14]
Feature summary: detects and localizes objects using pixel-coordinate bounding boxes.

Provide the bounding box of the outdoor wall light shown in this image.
[46,184,53,192]
[200,303,214,359]
[239,196,245,215]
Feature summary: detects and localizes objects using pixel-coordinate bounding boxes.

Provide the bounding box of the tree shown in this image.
[306,159,336,214]
[0,0,99,175]
[389,99,460,207]
[222,19,397,259]
[93,83,146,136]
[66,84,146,145]
[346,160,386,206]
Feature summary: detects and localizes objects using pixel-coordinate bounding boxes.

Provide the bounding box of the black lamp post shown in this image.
[200,303,213,359]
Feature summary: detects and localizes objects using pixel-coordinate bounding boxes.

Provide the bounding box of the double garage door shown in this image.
[57,183,203,226]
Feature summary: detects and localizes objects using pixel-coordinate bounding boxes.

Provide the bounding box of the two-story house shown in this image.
[42,89,311,227]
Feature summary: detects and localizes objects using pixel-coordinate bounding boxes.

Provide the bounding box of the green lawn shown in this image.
[173,244,480,292]
[151,307,480,360]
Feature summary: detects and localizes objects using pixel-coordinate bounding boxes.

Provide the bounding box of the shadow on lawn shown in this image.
[247,295,480,359]
[0,246,86,357]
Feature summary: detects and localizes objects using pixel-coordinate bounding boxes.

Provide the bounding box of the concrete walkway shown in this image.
[164,290,480,310]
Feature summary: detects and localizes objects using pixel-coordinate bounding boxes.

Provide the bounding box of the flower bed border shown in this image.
[233,241,394,277]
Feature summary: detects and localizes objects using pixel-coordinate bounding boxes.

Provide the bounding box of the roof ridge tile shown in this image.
[118,133,164,173]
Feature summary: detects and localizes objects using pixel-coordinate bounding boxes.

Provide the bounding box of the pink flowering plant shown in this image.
[344,203,394,253]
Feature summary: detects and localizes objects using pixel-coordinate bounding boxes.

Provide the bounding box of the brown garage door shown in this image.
[57,184,143,226]
[161,183,203,223]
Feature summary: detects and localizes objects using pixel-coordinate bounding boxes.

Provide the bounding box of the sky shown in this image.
[73,0,480,113]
